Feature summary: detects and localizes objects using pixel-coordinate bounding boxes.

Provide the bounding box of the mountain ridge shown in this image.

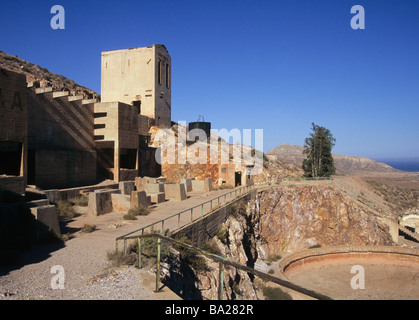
[267,144,401,175]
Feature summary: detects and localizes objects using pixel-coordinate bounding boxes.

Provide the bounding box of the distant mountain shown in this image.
[267,144,401,175]
[0,50,99,99]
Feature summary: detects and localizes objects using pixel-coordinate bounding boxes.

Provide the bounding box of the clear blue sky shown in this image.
[1,0,418,160]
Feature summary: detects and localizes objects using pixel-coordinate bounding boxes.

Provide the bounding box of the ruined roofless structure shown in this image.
[0,44,170,192]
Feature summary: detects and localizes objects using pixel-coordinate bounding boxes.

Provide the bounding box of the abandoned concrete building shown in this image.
[0,44,256,249]
[1,43,256,195]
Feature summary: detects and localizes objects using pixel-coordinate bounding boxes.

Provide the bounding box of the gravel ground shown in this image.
[0,228,158,300]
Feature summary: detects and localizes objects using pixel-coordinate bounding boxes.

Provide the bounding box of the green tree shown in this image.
[302,123,336,177]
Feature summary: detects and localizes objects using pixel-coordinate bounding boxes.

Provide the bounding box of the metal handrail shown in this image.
[116,183,255,243]
[130,233,334,300]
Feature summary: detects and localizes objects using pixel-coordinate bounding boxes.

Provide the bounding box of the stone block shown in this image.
[191,178,212,192]
[30,205,61,240]
[145,183,165,194]
[164,183,186,201]
[130,191,149,209]
[135,177,145,191]
[119,181,135,195]
[111,193,131,212]
[181,178,192,192]
[150,192,165,204]
[88,189,119,216]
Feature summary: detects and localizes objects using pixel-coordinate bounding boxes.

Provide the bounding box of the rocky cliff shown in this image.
[258,185,394,253]
[162,182,395,300]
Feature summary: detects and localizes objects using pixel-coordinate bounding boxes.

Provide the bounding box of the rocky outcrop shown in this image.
[258,185,394,254]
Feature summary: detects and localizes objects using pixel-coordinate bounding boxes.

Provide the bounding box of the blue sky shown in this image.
[1,0,418,160]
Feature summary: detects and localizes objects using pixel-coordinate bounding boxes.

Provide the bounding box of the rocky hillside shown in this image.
[268,144,400,175]
[0,50,99,99]
[258,185,394,253]
[162,184,394,300]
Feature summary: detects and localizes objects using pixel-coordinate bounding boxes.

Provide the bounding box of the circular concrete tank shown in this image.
[278,246,419,300]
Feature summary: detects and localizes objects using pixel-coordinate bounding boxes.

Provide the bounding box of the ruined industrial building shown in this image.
[1,45,418,301]
[0,44,256,248]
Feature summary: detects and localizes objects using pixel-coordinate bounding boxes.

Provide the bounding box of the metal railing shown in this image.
[115,184,255,249]
[123,233,334,300]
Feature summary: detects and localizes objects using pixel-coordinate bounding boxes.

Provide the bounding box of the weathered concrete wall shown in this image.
[101,45,171,128]
[94,101,139,182]
[0,176,25,196]
[0,68,28,193]
[173,191,255,246]
[27,89,96,188]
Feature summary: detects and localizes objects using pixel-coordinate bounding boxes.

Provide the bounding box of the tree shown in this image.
[302,123,336,178]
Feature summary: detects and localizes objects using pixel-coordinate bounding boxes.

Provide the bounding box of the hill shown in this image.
[267,144,401,175]
[0,50,99,99]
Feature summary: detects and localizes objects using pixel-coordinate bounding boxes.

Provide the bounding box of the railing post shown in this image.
[138,238,142,269]
[115,239,119,251]
[202,203,204,217]
[191,208,193,222]
[124,239,127,255]
[218,261,224,300]
[178,213,181,228]
[155,237,161,292]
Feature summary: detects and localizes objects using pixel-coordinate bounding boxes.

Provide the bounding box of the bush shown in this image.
[230,200,247,218]
[72,195,89,207]
[200,239,221,256]
[216,226,229,245]
[175,236,209,273]
[128,206,150,216]
[123,213,137,220]
[106,249,137,267]
[82,224,96,233]
[56,200,76,220]
[262,286,292,300]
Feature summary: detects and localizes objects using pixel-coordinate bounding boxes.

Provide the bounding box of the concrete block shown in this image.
[181,178,192,192]
[119,181,135,195]
[135,177,145,191]
[111,193,131,212]
[88,190,119,216]
[130,191,149,209]
[145,183,165,194]
[164,183,187,201]
[191,178,212,192]
[30,205,61,240]
[150,192,165,204]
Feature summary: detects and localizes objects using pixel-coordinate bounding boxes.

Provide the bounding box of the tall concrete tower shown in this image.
[101,44,171,128]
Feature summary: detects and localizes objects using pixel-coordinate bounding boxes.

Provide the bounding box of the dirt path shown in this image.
[0,188,235,300]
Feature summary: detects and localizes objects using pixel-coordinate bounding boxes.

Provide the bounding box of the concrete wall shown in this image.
[27,89,96,189]
[173,191,255,246]
[94,101,139,182]
[101,44,171,128]
[0,68,28,193]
